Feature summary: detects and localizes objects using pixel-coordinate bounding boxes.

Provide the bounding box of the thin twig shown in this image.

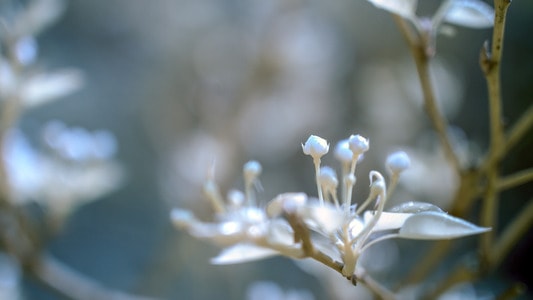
[504,104,533,155]
[490,198,533,269]
[398,240,452,288]
[355,267,396,300]
[479,0,512,265]
[497,168,533,191]
[425,264,475,299]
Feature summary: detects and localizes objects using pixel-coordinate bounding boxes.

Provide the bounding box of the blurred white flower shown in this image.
[3,122,122,221]
[0,0,83,108]
[365,0,494,54]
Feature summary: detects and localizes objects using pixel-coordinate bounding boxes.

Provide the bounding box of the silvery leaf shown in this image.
[366,0,418,19]
[389,201,443,213]
[211,244,279,264]
[399,211,490,239]
[444,0,494,29]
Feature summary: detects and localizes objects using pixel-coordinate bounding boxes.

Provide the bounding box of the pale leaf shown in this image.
[444,0,494,29]
[366,0,418,19]
[211,244,279,264]
[389,201,443,213]
[399,211,490,239]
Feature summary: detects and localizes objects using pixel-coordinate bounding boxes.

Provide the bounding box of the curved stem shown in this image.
[490,198,533,269]
[497,168,533,191]
[393,15,461,173]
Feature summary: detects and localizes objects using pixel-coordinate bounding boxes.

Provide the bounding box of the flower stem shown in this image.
[393,15,461,173]
[313,157,324,205]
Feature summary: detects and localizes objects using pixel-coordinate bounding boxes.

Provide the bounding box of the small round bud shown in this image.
[348,134,369,155]
[386,151,411,175]
[334,140,353,163]
[318,166,338,190]
[227,189,245,207]
[243,160,262,180]
[302,135,329,159]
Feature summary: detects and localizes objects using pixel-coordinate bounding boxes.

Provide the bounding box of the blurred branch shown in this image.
[355,267,396,300]
[31,255,159,300]
[479,0,512,265]
[504,105,533,155]
[426,264,475,299]
[397,240,451,288]
[497,168,533,191]
[490,198,533,269]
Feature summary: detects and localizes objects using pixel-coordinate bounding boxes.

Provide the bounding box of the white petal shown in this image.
[366,211,413,232]
[444,0,494,29]
[210,244,279,264]
[21,69,84,107]
[189,221,248,245]
[366,0,418,19]
[170,209,197,227]
[399,211,490,239]
[266,193,307,217]
[266,219,295,247]
[300,202,346,235]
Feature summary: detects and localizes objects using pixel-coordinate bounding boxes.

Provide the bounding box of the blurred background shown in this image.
[2,0,531,299]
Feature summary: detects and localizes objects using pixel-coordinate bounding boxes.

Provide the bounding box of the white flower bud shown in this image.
[348,134,369,155]
[386,151,411,175]
[318,166,338,190]
[334,140,353,163]
[243,160,262,180]
[302,135,329,159]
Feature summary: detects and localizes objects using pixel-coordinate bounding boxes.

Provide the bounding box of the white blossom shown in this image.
[302,135,329,159]
[171,134,489,282]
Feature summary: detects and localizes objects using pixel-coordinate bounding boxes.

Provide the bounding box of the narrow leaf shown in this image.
[399,211,490,239]
[389,201,443,213]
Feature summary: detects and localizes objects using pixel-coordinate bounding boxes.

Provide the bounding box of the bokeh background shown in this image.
[8,0,532,299]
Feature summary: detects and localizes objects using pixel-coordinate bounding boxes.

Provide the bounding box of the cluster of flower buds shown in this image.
[171,134,489,283]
